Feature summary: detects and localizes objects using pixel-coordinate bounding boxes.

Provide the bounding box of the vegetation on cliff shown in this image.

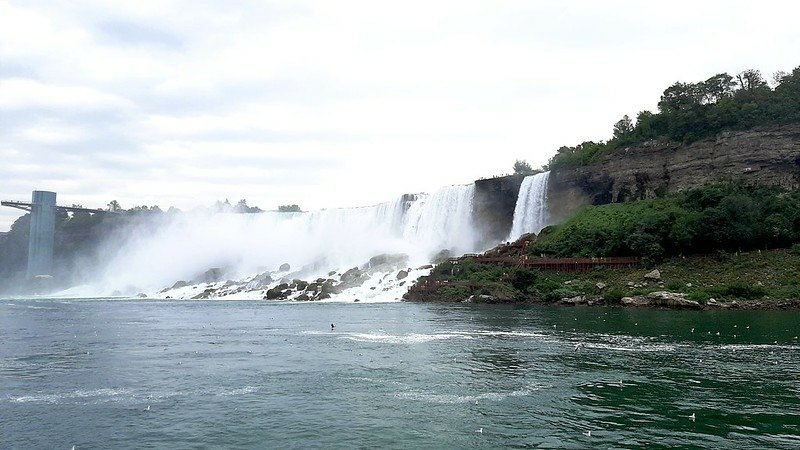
[549,66,800,169]
[406,183,800,306]
[530,184,800,261]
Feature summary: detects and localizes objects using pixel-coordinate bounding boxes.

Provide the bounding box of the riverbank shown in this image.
[403,249,800,310]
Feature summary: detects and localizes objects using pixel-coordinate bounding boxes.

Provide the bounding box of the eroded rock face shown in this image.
[196,268,224,283]
[547,124,800,222]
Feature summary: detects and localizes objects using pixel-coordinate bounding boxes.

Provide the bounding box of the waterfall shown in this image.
[97,186,478,291]
[402,184,477,256]
[508,171,551,241]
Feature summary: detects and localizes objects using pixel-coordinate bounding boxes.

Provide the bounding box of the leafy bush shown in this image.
[603,288,626,303]
[721,283,767,299]
[530,183,800,258]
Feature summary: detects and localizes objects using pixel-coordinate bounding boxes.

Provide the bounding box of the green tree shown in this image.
[513,159,535,176]
[658,82,702,113]
[701,73,736,104]
[278,204,302,213]
[612,115,634,139]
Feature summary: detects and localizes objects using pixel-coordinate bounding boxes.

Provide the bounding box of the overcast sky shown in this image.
[1,0,798,231]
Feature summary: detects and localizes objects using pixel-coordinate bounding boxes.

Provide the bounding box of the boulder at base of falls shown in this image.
[279,263,291,272]
[341,267,363,283]
[367,253,409,270]
[247,272,273,290]
[396,270,409,280]
[192,287,217,299]
[265,287,290,300]
[196,268,224,284]
[171,280,189,290]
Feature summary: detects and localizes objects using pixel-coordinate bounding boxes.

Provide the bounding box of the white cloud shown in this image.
[0,78,133,110]
[1,0,799,231]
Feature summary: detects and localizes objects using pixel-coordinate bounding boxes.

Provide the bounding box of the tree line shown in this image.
[549,66,800,169]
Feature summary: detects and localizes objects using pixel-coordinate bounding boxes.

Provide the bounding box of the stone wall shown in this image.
[472,175,524,247]
[547,124,800,222]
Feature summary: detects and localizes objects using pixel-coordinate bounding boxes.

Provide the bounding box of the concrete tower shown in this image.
[27,190,57,278]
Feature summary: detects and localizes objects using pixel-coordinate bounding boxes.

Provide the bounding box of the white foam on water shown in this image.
[6,388,134,404]
[395,383,550,404]
[340,332,474,344]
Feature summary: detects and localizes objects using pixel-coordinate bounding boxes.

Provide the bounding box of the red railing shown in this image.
[449,255,642,273]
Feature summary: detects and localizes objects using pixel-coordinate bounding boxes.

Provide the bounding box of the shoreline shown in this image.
[403,295,800,311]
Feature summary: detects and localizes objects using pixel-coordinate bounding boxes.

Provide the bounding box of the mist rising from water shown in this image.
[93,184,480,294]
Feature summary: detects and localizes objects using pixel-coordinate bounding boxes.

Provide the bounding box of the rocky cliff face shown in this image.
[473,175,524,247]
[547,124,800,222]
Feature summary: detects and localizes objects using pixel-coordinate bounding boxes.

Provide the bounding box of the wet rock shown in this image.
[197,268,224,283]
[295,280,308,291]
[646,291,701,309]
[171,280,189,290]
[560,295,587,305]
[416,264,434,270]
[279,263,291,272]
[396,270,409,280]
[354,299,360,302]
[317,293,331,300]
[296,293,310,301]
[321,281,339,295]
[644,269,661,281]
[249,272,273,289]
[621,296,649,306]
[265,287,288,300]
[192,288,216,300]
[341,267,363,283]
[276,283,289,291]
[328,270,337,276]
[136,293,148,298]
[596,282,607,290]
[369,253,409,267]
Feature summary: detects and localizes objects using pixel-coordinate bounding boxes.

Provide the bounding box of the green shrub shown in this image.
[687,290,712,302]
[665,280,684,291]
[549,288,579,301]
[603,288,625,303]
[721,283,767,299]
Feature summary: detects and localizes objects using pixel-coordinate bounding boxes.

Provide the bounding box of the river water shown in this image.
[1,298,799,449]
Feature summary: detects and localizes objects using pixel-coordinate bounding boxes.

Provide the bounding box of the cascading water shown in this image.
[90,185,480,298]
[508,171,551,241]
[402,184,477,256]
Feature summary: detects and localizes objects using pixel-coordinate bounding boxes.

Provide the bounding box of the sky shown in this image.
[1,0,799,231]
